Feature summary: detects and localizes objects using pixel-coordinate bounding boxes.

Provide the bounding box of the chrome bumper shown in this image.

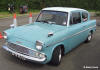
[2,45,46,62]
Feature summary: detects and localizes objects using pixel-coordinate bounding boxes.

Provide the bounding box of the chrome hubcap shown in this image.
[59,49,62,62]
[88,34,92,41]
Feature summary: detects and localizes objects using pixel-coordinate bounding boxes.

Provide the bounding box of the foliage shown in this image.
[0,0,100,11]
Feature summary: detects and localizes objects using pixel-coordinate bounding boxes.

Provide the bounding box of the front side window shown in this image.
[82,12,88,22]
[70,12,81,25]
[36,10,68,26]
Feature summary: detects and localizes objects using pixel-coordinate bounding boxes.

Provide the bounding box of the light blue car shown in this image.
[2,7,96,65]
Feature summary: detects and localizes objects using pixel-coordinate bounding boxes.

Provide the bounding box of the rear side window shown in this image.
[70,12,81,25]
[82,12,88,22]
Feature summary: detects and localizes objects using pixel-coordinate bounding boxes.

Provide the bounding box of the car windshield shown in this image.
[36,10,68,26]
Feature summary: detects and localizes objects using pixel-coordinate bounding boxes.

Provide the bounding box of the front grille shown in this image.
[7,42,35,57]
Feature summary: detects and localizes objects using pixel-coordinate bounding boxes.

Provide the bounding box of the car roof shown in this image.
[42,7,88,13]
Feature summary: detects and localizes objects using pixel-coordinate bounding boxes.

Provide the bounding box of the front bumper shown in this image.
[2,45,46,63]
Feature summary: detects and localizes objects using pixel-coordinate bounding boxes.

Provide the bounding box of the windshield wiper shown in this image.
[36,20,48,23]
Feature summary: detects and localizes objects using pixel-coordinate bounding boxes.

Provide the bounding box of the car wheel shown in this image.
[85,32,92,42]
[50,46,62,65]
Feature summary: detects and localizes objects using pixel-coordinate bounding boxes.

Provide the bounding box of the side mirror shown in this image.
[48,32,53,37]
[10,24,15,28]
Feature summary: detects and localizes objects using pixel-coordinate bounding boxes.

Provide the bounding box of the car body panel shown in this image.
[2,7,96,64]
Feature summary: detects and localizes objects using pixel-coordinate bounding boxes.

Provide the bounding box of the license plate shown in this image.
[12,53,26,60]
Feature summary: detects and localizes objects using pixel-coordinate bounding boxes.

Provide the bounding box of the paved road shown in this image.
[0,14,100,70]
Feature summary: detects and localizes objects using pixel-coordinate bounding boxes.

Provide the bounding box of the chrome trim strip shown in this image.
[67,12,70,27]
[47,25,96,47]
[3,46,46,62]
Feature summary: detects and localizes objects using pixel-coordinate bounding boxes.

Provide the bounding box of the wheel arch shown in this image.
[52,43,65,56]
[58,44,65,55]
[49,43,65,65]
[90,30,93,34]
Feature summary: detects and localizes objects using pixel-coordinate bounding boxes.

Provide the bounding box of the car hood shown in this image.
[9,22,66,43]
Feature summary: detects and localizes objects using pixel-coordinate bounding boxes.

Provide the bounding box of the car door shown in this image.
[66,11,85,50]
[81,11,90,39]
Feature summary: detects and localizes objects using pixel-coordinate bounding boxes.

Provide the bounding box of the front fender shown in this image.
[41,42,64,64]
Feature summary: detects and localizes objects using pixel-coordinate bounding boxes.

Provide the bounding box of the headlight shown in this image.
[3,32,7,39]
[36,41,43,51]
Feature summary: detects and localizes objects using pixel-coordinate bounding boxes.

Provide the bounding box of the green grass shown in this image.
[88,10,100,13]
[29,10,40,13]
[88,10,97,12]
[0,10,40,18]
[0,12,13,18]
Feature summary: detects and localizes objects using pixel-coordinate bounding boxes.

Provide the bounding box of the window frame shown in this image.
[70,11,81,25]
[36,10,68,26]
[82,11,88,22]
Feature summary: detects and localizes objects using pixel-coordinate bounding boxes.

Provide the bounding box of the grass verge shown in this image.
[0,10,40,18]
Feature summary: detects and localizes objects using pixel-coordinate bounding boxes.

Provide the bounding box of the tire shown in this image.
[50,46,62,65]
[85,32,92,43]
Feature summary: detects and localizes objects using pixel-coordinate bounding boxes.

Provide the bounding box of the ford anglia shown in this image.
[2,7,96,65]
